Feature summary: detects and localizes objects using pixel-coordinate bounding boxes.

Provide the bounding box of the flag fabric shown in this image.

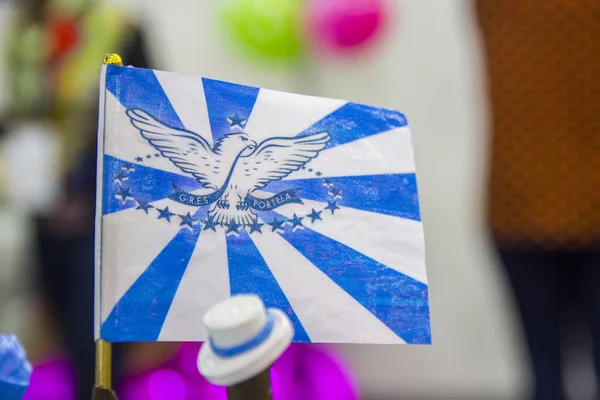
[95,65,431,344]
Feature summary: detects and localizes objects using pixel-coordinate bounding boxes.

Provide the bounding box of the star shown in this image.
[329,188,342,198]
[289,213,304,230]
[135,198,153,214]
[146,154,152,159]
[154,153,160,158]
[248,219,264,234]
[307,209,322,223]
[269,217,285,232]
[226,221,241,235]
[122,162,135,172]
[301,166,306,170]
[228,114,247,128]
[308,168,313,172]
[116,186,133,203]
[135,156,144,163]
[157,206,176,222]
[316,171,323,177]
[113,170,127,183]
[179,212,196,228]
[323,178,333,187]
[203,217,218,232]
[325,200,340,214]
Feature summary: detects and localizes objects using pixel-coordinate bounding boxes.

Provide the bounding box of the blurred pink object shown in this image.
[272,344,359,400]
[148,369,187,400]
[20,342,357,400]
[306,0,393,53]
[21,356,75,400]
[119,342,357,400]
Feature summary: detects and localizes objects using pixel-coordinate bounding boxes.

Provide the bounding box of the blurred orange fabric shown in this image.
[476,0,600,249]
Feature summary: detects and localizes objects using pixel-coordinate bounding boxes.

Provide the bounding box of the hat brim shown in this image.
[198,308,293,386]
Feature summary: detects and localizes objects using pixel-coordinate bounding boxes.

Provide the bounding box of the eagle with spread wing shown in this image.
[126,109,330,225]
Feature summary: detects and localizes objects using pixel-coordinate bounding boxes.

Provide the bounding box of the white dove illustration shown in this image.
[126,109,330,225]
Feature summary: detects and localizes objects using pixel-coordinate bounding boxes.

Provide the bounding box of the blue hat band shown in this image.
[209,311,275,358]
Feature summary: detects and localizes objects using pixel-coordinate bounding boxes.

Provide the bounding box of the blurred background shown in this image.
[0,0,598,399]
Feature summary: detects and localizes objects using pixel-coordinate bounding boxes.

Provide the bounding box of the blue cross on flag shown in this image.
[95,65,431,345]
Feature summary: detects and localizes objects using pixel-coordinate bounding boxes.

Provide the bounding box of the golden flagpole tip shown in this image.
[103,54,123,66]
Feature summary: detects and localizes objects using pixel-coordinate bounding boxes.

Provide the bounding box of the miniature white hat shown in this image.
[197,294,294,386]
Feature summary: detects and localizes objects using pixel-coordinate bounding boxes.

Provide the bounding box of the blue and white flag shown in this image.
[95,65,430,344]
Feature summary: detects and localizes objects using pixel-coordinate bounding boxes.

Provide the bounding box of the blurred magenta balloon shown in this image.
[306,0,393,53]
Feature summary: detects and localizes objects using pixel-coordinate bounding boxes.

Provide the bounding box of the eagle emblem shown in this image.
[126,109,330,225]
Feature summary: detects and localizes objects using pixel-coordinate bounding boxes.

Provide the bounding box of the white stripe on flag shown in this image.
[100,198,198,323]
[284,127,415,181]
[249,229,405,343]
[154,70,213,146]
[158,229,230,341]
[264,194,428,284]
[243,88,346,144]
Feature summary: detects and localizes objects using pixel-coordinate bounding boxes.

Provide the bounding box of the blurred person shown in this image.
[476,1,600,400]
[1,0,151,398]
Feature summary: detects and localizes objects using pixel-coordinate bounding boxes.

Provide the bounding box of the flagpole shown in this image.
[91,54,122,400]
[95,339,112,389]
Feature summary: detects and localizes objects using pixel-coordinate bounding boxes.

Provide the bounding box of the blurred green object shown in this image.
[218,0,306,62]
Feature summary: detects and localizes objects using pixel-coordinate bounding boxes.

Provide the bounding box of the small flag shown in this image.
[0,335,31,400]
[95,65,431,344]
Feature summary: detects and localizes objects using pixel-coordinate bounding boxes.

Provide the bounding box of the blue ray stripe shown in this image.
[100,209,205,342]
[226,230,310,342]
[262,174,421,221]
[272,215,431,344]
[103,155,203,215]
[299,102,407,149]
[105,65,184,129]
[202,78,260,143]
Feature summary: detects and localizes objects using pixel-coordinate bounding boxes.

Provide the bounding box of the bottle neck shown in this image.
[226,368,273,400]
